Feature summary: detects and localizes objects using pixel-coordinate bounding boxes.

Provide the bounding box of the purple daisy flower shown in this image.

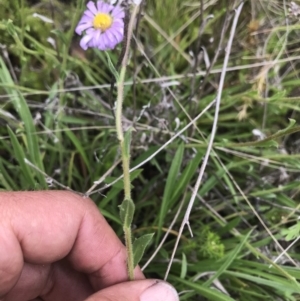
[75,1,125,51]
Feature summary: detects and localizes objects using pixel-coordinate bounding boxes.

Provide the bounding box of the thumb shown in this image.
[85,279,179,301]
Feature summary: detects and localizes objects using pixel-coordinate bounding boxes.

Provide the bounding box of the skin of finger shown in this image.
[84,280,159,301]
[0,220,23,296]
[39,260,94,301]
[66,195,144,289]
[3,260,94,301]
[0,191,144,297]
[3,262,51,301]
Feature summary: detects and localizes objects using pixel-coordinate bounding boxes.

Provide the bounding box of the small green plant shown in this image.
[184,226,225,260]
[198,226,224,260]
[281,221,300,241]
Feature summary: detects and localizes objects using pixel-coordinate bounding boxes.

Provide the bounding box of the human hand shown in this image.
[0,191,179,301]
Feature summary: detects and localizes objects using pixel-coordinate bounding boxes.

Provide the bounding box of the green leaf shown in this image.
[172,276,235,301]
[133,233,154,267]
[0,109,19,129]
[7,126,36,188]
[229,119,299,148]
[218,217,241,236]
[104,51,119,81]
[64,127,91,173]
[156,143,184,244]
[51,29,68,45]
[100,209,122,225]
[281,222,300,241]
[277,118,296,134]
[252,140,278,148]
[172,151,203,204]
[0,159,17,190]
[0,56,46,188]
[224,270,300,294]
[4,19,16,36]
[180,253,187,279]
[132,146,160,167]
[119,198,135,228]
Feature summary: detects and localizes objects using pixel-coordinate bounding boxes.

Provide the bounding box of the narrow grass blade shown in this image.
[172,151,203,204]
[7,126,36,188]
[172,276,235,301]
[0,56,46,187]
[0,159,16,190]
[64,128,91,173]
[180,253,187,279]
[156,143,184,244]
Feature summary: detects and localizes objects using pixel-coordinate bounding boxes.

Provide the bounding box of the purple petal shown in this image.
[109,24,124,42]
[75,21,92,35]
[100,2,114,13]
[86,27,96,35]
[112,6,122,14]
[102,32,114,49]
[91,30,102,48]
[80,34,93,50]
[110,24,123,33]
[79,15,92,23]
[112,19,124,27]
[96,1,104,12]
[104,30,118,45]
[87,1,97,15]
[112,20,124,28]
[114,32,123,43]
[98,44,107,51]
[113,11,125,19]
[97,37,107,51]
[83,10,95,19]
[111,6,124,18]
[112,23,124,33]
[85,27,97,40]
[108,31,120,48]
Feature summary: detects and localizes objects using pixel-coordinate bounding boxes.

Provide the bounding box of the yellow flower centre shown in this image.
[93,13,113,31]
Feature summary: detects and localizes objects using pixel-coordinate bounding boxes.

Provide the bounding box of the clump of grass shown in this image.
[2,0,300,300]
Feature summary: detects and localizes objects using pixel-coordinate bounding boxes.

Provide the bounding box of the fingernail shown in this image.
[140,281,179,301]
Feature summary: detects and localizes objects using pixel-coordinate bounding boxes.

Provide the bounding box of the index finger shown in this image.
[0,191,144,294]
